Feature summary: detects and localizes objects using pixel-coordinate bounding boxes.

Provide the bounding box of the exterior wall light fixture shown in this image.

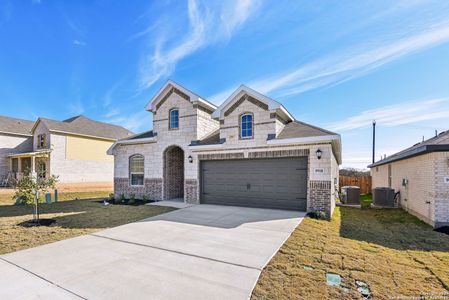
[188,155,193,163]
[316,149,322,160]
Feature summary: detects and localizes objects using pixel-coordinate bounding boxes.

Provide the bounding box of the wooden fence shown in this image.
[339,176,372,194]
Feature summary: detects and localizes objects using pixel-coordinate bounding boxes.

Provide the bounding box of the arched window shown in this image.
[169,108,179,130]
[240,113,253,139]
[129,154,144,186]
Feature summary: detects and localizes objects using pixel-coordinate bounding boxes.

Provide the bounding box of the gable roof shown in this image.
[145,80,217,113]
[0,115,34,136]
[368,130,449,168]
[211,85,294,121]
[32,115,134,140]
[276,120,338,139]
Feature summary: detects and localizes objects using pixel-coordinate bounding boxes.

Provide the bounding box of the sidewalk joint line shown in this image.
[89,233,261,271]
[0,257,86,299]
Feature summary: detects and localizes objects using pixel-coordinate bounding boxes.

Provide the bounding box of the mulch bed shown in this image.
[95,200,156,206]
[18,219,56,227]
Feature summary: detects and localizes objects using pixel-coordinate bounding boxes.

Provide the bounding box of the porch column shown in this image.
[17,158,22,179]
[31,156,37,178]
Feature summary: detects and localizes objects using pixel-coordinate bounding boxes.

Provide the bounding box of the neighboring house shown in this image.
[369,131,449,228]
[109,81,341,218]
[0,115,133,186]
[0,116,35,182]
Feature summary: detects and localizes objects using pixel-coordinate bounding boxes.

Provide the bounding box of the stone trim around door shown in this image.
[114,178,163,200]
[308,180,332,218]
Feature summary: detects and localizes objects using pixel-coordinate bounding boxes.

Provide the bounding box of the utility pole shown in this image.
[372,120,376,164]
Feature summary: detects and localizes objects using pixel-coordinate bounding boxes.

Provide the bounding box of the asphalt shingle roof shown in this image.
[369,130,449,168]
[276,121,337,139]
[0,115,34,136]
[38,115,134,140]
[127,130,155,140]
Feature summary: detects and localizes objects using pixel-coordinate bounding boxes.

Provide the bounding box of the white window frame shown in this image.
[240,113,253,139]
[169,108,179,130]
[129,154,144,186]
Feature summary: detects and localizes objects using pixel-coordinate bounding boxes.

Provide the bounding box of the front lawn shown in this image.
[0,190,112,205]
[252,203,449,299]
[0,198,175,255]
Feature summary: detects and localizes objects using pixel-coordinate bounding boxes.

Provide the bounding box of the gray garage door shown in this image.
[201,157,308,211]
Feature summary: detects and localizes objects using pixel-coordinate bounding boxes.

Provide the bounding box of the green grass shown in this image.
[0,191,111,205]
[0,197,175,255]
[252,204,449,299]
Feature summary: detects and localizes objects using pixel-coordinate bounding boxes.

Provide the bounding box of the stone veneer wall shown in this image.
[114,178,162,200]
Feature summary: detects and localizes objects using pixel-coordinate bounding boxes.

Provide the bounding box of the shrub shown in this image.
[129,193,135,204]
[108,193,115,202]
[141,194,148,203]
[115,193,125,204]
[307,210,328,220]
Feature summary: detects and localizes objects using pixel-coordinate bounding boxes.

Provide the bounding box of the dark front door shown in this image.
[201,157,308,211]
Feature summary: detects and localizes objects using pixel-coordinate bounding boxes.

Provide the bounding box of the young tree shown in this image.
[13,175,59,223]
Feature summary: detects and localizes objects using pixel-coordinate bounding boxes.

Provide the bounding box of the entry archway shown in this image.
[163,146,184,200]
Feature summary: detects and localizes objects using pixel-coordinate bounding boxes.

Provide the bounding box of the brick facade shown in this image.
[114,177,162,200]
[308,180,332,217]
[371,151,449,227]
[112,83,339,218]
[185,179,198,204]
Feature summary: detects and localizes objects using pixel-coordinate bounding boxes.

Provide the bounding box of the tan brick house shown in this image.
[109,81,341,218]
[369,131,449,228]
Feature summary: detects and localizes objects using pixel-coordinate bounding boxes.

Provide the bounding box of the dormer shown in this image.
[145,80,219,141]
[211,85,294,146]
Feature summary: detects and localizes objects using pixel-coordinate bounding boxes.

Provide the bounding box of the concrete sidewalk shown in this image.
[0,205,304,300]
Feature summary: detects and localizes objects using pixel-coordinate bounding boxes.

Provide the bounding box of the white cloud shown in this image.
[208,20,449,103]
[138,0,261,90]
[73,40,87,47]
[104,108,120,118]
[328,97,449,132]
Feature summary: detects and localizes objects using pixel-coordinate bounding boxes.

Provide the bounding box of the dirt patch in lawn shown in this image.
[0,199,175,255]
[252,206,449,300]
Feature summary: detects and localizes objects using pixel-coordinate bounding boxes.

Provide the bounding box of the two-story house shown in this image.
[0,115,133,187]
[109,81,341,218]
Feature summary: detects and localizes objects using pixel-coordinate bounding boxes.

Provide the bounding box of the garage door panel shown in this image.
[201,157,308,211]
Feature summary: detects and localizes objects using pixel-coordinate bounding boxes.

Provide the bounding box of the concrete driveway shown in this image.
[0,204,305,300]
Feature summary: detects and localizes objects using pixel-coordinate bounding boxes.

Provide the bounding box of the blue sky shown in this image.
[1,0,449,169]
